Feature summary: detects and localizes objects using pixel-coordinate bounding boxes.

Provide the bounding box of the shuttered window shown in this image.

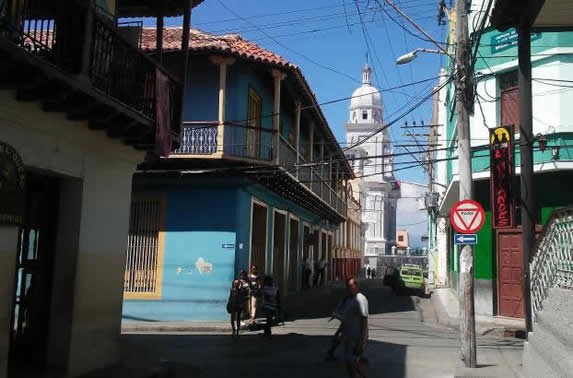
[124,195,165,299]
[500,70,519,127]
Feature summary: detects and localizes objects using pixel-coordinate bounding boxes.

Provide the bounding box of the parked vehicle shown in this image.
[391,264,425,294]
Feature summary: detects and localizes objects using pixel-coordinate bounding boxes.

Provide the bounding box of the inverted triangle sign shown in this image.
[455,207,480,230]
[450,200,485,234]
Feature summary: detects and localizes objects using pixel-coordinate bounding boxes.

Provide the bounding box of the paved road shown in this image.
[117,283,524,378]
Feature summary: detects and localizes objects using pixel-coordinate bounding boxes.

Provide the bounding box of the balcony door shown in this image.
[246,88,262,159]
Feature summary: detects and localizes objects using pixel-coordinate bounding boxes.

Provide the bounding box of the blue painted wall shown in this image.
[184,58,218,121]
[123,188,241,321]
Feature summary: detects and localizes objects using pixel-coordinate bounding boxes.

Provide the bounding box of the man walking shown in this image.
[342,277,369,378]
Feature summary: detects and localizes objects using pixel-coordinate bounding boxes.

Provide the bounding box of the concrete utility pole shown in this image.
[454,0,476,368]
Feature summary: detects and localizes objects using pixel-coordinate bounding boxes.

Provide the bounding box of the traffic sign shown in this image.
[454,234,478,245]
[449,199,485,234]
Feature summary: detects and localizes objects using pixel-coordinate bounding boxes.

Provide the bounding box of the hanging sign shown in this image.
[0,142,25,226]
[489,125,514,229]
[450,200,485,234]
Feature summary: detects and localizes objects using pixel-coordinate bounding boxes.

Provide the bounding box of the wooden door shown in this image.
[273,212,286,288]
[288,218,299,291]
[250,203,267,274]
[497,230,524,318]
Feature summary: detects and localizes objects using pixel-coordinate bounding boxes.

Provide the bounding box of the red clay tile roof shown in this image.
[141,27,294,69]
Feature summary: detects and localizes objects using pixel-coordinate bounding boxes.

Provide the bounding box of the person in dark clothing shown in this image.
[227,279,246,336]
[262,275,280,338]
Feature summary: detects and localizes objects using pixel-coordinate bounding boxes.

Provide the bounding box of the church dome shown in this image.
[348,64,383,124]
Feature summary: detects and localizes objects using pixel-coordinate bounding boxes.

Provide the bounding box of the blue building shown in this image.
[122,28,354,321]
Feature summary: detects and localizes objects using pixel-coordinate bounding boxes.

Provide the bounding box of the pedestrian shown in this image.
[366,265,371,280]
[248,265,261,325]
[314,256,327,287]
[371,268,376,279]
[239,270,251,325]
[226,279,245,336]
[261,275,280,338]
[342,277,369,378]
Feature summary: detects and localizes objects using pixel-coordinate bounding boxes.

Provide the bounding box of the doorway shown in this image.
[288,218,299,292]
[9,173,60,369]
[272,211,286,288]
[497,230,524,318]
[250,202,267,274]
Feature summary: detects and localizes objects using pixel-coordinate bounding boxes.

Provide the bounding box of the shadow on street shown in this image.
[113,333,408,378]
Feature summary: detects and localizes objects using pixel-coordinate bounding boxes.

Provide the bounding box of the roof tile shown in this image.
[141,27,294,69]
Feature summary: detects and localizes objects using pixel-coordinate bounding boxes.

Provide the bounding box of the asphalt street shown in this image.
[115,282,524,378]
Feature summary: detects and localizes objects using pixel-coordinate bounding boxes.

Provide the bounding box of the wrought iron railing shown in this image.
[224,123,273,161]
[277,137,346,215]
[173,121,218,154]
[530,206,573,321]
[0,0,181,127]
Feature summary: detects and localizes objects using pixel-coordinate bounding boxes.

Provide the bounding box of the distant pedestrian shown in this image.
[371,268,376,279]
[366,265,371,280]
[315,257,328,287]
[262,275,280,338]
[226,279,246,336]
[342,277,369,378]
[239,270,251,325]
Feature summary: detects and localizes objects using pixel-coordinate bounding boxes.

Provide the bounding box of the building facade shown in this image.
[122,28,353,321]
[432,1,573,317]
[0,1,199,377]
[344,64,401,268]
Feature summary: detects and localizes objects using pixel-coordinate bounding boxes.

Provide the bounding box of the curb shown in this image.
[121,323,232,333]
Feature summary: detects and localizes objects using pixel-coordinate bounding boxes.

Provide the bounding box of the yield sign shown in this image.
[449,199,485,234]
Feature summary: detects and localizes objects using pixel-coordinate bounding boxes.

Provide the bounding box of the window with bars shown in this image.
[124,195,165,299]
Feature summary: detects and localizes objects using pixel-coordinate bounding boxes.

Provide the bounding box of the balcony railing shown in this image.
[173,121,218,154]
[279,137,346,215]
[531,206,573,321]
[173,122,273,161]
[0,0,181,128]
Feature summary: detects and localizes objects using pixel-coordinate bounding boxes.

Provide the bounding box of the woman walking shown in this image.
[227,279,245,336]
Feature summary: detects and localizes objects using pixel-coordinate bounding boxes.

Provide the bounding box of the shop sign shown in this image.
[0,142,25,226]
[489,125,514,229]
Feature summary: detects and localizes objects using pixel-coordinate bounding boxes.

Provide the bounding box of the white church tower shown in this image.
[345,64,401,268]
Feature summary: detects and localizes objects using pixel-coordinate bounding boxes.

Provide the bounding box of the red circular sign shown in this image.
[449,199,485,234]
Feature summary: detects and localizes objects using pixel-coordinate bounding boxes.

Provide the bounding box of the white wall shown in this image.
[0,91,144,377]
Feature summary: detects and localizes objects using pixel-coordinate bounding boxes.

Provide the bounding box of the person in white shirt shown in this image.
[342,277,369,377]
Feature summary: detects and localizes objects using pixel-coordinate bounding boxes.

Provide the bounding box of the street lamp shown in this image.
[396,48,448,64]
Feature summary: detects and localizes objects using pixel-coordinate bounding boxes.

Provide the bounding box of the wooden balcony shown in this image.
[0,0,182,150]
[171,121,347,222]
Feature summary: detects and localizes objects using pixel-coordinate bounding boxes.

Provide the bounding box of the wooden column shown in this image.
[295,100,301,178]
[309,123,314,187]
[156,2,164,64]
[272,69,286,164]
[211,55,236,153]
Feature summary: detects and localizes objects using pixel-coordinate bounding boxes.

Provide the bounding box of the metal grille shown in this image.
[530,207,573,321]
[174,123,218,154]
[124,199,161,294]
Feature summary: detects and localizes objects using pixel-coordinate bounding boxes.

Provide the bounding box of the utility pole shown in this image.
[518,21,534,334]
[455,0,476,368]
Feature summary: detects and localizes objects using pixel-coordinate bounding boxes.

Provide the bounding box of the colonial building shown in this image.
[0,1,200,377]
[344,64,401,268]
[122,28,353,321]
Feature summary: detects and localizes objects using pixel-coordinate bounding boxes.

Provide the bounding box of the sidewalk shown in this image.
[122,279,350,333]
[431,287,526,337]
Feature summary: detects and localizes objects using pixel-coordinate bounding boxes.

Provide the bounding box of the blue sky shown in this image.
[160,0,449,186]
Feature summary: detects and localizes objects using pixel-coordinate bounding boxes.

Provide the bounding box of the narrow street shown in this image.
[115,281,524,378]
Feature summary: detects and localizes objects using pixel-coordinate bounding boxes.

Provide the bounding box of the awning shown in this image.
[491,0,573,31]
